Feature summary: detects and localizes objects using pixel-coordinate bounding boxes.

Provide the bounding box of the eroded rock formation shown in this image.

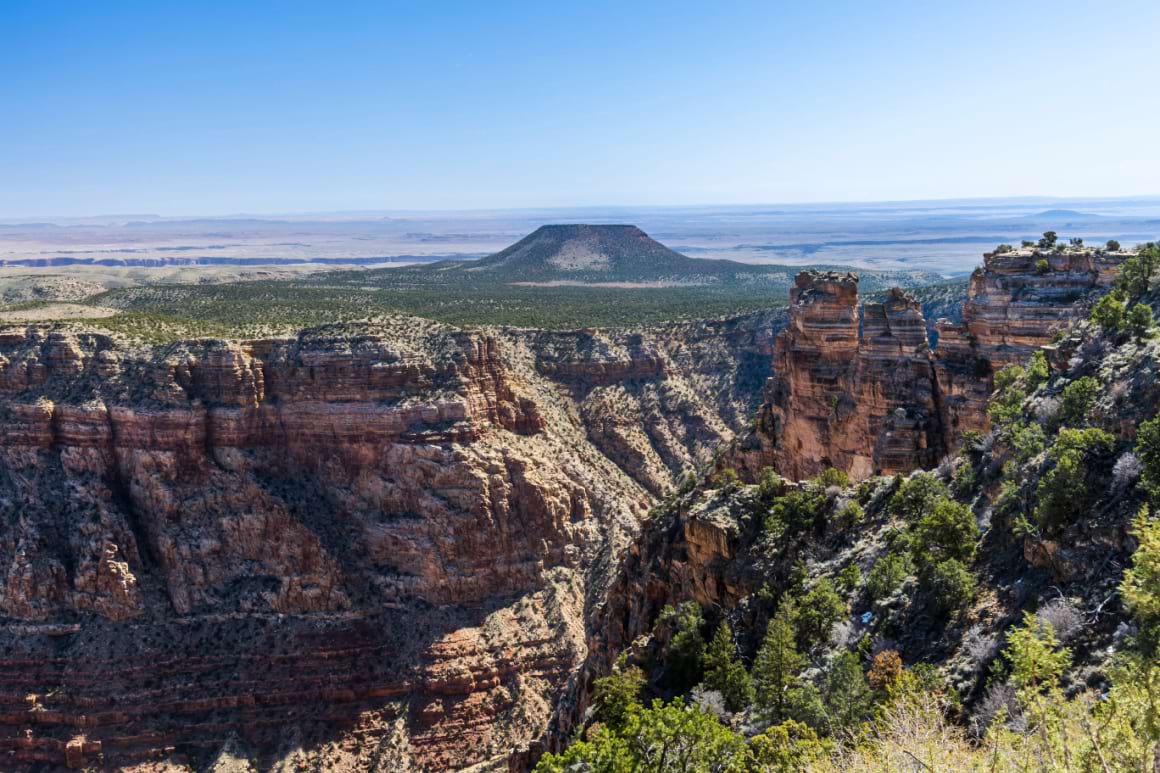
[754,272,941,481]
[0,311,780,771]
[752,246,1132,481]
[934,245,1129,439]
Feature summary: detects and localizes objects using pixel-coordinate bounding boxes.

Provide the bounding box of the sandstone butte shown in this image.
[0,243,1129,770]
[743,243,1134,482]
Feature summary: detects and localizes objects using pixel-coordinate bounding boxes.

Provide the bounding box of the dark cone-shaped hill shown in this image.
[449,224,938,288]
[465,224,706,282]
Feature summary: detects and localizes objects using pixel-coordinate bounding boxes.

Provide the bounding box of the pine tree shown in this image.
[702,621,754,711]
[753,600,805,721]
[824,651,873,734]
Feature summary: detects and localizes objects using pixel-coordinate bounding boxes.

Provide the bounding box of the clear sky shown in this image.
[3,0,1158,217]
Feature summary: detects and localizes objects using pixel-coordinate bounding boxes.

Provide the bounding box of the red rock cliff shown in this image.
[753,247,1133,481]
[0,310,780,771]
[760,272,941,481]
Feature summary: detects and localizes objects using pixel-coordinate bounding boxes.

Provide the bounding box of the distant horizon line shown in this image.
[5,192,1160,224]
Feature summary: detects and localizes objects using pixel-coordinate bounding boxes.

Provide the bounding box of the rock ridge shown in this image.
[752,245,1134,481]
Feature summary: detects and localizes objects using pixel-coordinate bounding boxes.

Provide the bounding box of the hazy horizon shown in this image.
[5,193,1160,224]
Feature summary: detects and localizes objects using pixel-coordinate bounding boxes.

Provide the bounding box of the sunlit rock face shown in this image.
[756,246,1133,481]
[760,272,941,482]
[0,311,779,770]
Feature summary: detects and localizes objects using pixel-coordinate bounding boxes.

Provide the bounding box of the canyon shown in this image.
[0,240,1133,770]
[0,311,778,770]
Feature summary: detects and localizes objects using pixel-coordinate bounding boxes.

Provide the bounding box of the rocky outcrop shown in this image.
[757,273,941,481]
[933,245,1130,441]
[750,246,1135,481]
[0,310,780,770]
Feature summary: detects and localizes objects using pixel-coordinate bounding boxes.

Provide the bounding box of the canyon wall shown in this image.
[934,246,1128,439]
[751,245,1130,482]
[0,311,779,771]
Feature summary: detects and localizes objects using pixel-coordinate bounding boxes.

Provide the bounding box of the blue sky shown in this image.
[2,0,1158,216]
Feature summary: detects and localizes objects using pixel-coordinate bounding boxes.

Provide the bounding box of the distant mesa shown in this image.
[1033,209,1096,219]
[453,223,938,289]
[464,224,701,282]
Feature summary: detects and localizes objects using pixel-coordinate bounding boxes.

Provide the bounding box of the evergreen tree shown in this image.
[1127,303,1155,340]
[592,659,646,731]
[796,578,845,650]
[753,600,805,721]
[824,651,873,735]
[659,601,706,693]
[701,621,754,711]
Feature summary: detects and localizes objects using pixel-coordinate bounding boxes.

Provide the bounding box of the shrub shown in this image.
[747,719,829,772]
[889,472,950,522]
[767,485,827,536]
[970,681,1019,737]
[1090,293,1126,332]
[815,467,850,489]
[1009,421,1047,465]
[922,559,977,614]
[834,499,864,527]
[867,649,904,692]
[988,365,1028,429]
[756,467,784,503]
[1021,240,1036,248]
[1033,427,1115,531]
[1035,258,1050,275]
[1137,415,1160,501]
[796,579,846,650]
[1039,231,1058,248]
[867,551,914,602]
[950,460,976,499]
[592,661,645,730]
[1126,302,1155,340]
[1024,350,1050,390]
[1054,376,1099,429]
[994,243,1013,254]
[963,624,1002,666]
[837,563,862,593]
[1112,451,1143,494]
[1107,239,1121,251]
[677,472,697,495]
[910,497,979,566]
[713,467,740,490]
[1035,597,1083,643]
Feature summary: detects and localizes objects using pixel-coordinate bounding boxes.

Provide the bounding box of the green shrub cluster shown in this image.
[539,517,1160,772]
[1032,427,1115,533]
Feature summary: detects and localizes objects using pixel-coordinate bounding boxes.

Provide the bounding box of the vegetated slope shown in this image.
[433,224,942,287]
[0,304,783,770]
[81,224,942,339]
[539,243,1160,771]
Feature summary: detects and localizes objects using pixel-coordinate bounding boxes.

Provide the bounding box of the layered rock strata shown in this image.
[0,310,780,771]
[933,245,1129,439]
[758,273,941,481]
[755,246,1132,481]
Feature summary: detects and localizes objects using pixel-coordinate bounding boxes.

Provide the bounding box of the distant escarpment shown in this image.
[737,243,1134,481]
[0,308,779,770]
